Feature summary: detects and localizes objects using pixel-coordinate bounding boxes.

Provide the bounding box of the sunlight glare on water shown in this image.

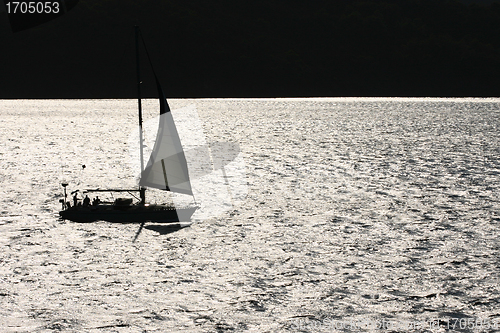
[0,98,499,332]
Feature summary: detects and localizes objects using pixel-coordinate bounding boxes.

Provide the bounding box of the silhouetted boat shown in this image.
[59,27,198,223]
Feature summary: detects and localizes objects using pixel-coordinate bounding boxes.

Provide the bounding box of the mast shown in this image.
[135,26,146,204]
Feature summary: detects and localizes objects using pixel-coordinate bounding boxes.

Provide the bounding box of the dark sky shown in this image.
[1,0,500,98]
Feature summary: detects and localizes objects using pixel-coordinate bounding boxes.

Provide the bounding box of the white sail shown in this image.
[139,79,193,195]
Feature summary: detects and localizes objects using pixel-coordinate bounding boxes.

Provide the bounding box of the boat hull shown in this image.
[59,204,197,223]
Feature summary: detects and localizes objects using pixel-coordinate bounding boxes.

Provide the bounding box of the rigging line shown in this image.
[192,192,198,206]
[138,28,163,84]
[127,191,140,202]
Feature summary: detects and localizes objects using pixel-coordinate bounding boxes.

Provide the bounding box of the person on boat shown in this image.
[83,195,90,207]
[92,196,101,206]
[73,193,78,207]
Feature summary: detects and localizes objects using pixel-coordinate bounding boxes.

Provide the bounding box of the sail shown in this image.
[139,78,193,195]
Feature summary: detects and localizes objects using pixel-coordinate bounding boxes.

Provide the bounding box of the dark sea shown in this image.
[1,98,499,332]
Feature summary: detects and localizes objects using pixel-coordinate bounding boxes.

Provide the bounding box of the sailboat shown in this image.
[58,27,198,223]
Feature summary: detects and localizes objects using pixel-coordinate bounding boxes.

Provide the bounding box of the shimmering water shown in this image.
[1,98,500,332]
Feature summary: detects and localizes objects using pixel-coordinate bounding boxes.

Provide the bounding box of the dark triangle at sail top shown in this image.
[156,77,171,115]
